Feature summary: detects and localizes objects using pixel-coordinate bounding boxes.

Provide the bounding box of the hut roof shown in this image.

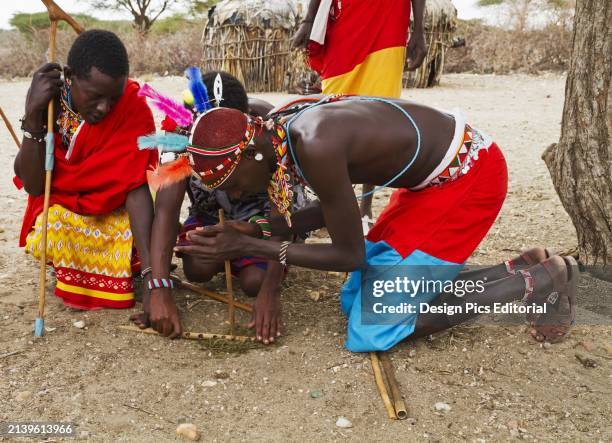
[423,0,458,27]
[208,0,308,30]
[207,0,457,31]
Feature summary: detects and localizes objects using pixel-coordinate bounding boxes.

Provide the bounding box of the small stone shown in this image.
[214,370,230,379]
[310,390,323,399]
[507,420,519,430]
[408,349,416,358]
[543,342,551,349]
[73,320,85,329]
[45,326,56,332]
[605,344,612,355]
[335,417,352,428]
[580,340,595,352]
[176,423,200,441]
[575,353,597,368]
[434,402,451,412]
[16,390,32,401]
[80,431,90,438]
[201,380,217,388]
[308,291,320,302]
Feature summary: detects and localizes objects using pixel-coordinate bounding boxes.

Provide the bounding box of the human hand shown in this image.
[174,224,251,263]
[149,288,183,338]
[292,21,314,49]
[225,219,262,238]
[25,63,63,119]
[129,274,152,329]
[249,289,282,344]
[406,31,428,71]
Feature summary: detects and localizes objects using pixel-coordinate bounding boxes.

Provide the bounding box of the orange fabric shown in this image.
[18,80,157,246]
[321,46,406,97]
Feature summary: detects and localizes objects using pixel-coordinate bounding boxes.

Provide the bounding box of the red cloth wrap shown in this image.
[18,80,157,246]
[308,0,411,79]
[367,144,508,264]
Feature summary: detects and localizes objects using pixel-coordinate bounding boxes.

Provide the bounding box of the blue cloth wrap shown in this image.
[340,240,464,352]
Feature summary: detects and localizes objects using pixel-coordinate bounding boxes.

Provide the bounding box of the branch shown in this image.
[150,0,170,24]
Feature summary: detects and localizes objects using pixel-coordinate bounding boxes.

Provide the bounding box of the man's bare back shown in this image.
[287,98,456,190]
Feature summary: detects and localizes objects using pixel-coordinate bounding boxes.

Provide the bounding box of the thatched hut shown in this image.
[201,0,308,93]
[201,0,456,92]
[404,0,458,88]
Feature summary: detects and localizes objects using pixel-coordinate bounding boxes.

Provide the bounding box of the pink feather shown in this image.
[138,84,193,127]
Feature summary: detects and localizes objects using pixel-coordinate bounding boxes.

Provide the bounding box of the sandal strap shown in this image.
[518,269,535,303]
[505,259,517,275]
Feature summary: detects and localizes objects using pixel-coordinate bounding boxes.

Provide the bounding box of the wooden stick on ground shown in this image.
[379,352,408,420]
[0,106,20,148]
[171,276,252,313]
[218,209,235,336]
[370,352,397,420]
[118,325,254,342]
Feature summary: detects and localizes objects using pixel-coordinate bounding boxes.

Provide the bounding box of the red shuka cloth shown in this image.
[308,0,411,79]
[17,79,157,246]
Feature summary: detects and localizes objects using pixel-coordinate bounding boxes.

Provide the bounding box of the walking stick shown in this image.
[218,209,235,337]
[35,19,58,338]
[0,107,20,148]
[35,0,84,337]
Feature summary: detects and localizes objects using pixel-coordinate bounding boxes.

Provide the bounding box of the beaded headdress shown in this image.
[136,68,296,224]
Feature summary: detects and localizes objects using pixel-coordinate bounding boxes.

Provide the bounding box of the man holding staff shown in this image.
[15,30,157,310]
[169,96,578,351]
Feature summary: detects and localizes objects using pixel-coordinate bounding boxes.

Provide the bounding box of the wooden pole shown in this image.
[379,352,408,420]
[34,19,58,338]
[0,107,20,148]
[171,276,252,313]
[118,325,254,342]
[370,352,397,420]
[41,0,85,34]
[218,209,235,337]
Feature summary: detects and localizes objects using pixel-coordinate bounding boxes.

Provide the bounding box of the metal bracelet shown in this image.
[141,266,152,278]
[279,241,291,267]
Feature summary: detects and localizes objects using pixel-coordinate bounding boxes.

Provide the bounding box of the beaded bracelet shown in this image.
[147,278,174,290]
[141,266,152,278]
[248,215,271,239]
[279,241,291,267]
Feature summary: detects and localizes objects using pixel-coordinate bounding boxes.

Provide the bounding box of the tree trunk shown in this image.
[542,0,611,269]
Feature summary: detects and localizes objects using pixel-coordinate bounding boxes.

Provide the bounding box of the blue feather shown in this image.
[138,133,189,152]
[185,66,211,113]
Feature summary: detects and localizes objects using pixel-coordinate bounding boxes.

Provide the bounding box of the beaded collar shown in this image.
[57,82,83,149]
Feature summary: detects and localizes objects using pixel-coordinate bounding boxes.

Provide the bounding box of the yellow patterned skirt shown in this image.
[26,204,135,310]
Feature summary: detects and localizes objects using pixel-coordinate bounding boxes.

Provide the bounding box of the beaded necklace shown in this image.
[58,81,83,148]
[267,122,295,227]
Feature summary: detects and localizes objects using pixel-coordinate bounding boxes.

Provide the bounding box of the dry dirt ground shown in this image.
[0,74,610,442]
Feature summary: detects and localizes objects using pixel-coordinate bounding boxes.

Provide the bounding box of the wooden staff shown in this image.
[118,325,254,342]
[34,19,58,338]
[218,209,235,336]
[41,0,85,34]
[370,352,397,420]
[0,107,20,148]
[171,276,252,313]
[379,352,408,420]
[35,1,84,338]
